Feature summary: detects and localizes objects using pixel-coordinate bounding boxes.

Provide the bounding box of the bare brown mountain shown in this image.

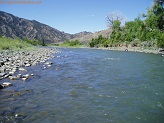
[0,11,73,43]
[0,11,111,44]
[71,29,112,44]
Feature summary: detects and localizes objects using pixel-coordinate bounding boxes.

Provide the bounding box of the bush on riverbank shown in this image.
[89,35,109,48]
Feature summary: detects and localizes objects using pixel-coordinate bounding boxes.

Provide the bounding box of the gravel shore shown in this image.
[0,47,60,84]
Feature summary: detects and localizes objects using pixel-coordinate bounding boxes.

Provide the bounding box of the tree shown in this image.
[145,0,164,30]
[106,11,126,28]
[41,38,46,46]
[112,20,121,29]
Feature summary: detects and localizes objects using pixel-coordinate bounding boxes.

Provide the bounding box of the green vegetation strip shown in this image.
[0,36,46,51]
[59,40,85,48]
[0,37,34,50]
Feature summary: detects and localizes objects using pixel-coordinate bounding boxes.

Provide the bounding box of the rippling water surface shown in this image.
[0,48,164,123]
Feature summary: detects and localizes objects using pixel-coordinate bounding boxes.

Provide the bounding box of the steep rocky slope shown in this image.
[0,11,72,43]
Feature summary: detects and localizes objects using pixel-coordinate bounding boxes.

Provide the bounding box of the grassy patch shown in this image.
[0,37,34,50]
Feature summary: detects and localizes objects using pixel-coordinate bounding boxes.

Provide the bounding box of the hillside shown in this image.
[71,29,112,44]
[0,11,112,44]
[0,11,73,43]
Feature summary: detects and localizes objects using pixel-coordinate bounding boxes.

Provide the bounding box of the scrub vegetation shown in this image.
[89,0,164,48]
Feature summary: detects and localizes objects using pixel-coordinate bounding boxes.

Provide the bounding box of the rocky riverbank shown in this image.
[0,47,60,89]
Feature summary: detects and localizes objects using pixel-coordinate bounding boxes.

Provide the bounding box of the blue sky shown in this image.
[0,0,153,34]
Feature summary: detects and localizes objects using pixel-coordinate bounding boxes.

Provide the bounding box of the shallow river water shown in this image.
[0,48,164,123]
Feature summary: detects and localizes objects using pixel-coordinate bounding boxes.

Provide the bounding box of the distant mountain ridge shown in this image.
[0,11,111,44]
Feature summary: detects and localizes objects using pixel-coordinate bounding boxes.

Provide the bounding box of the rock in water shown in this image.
[2,82,13,87]
[22,74,30,78]
[45,62,53,65]
[22,77,27,81]
[19,68,27,71]
[25,63,31,67]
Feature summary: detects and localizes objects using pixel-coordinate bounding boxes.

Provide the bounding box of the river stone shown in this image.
[9,76,17,80]
[12,67,18,71]
[25,63,31,67]
[17,74,22,78]
[45,62,53,65]
[4,74,9,78]
[47,65,51,67]
[0,73,6,77]
[2,82,13,86]
[22,77,27,81]
[19,68,27,71]
[9,71,15,75]
[0,61,5,66]
[0,67,5,73]
[22,74,30,78]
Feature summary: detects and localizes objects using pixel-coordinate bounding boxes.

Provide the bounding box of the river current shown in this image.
[0,48,164,123]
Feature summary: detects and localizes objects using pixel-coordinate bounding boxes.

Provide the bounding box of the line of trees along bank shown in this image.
[61,40,82,47]
[89,0,164,48]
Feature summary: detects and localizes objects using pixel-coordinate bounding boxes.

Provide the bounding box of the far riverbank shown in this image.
[91,46,164,55]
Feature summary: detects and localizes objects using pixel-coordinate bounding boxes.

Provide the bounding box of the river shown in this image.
[0,48,164,123]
